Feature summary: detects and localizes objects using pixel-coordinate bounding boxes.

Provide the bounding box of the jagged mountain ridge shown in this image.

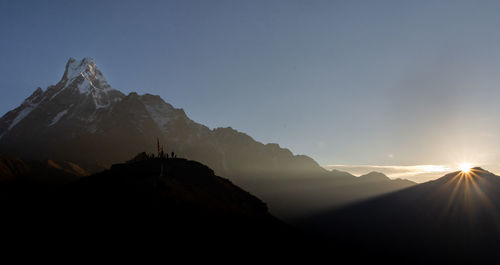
[0,57,307,172]
[0,57,415,219]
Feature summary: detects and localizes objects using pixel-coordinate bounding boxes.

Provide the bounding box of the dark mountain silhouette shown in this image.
[0,57,415,219]
[0,156,85,189]
[3,154,299,255]
[299,167,500,264]
[0,156,87,212]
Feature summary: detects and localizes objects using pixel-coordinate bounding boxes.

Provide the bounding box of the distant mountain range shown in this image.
[300,167,500,264]
[0,57,415,219]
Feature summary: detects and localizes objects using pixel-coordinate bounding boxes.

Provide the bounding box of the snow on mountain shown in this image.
[8,105,37,130]
[42,57,120,109]
[61,57,117,108]
[49,108,70,126]
[0,58,126,135]
[64,57,112,93]
[1,87,44,134]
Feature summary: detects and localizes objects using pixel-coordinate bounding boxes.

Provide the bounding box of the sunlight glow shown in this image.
[458,163,472,173]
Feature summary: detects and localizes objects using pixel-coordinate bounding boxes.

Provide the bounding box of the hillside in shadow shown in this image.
[0,156,85,195]
[2,154,299,255]
[299,168,500,264]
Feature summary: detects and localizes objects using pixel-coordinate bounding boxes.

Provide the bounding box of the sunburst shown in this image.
[458,163,472,173]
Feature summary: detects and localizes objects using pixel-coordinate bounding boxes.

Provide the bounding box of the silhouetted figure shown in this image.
[171,152,176,158]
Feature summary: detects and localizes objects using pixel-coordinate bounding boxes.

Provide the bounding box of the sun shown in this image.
[458,163,472,173]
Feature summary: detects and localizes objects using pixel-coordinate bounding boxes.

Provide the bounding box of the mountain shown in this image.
[0,156,85,188]
[300,167,500,264]
[2,155,300,256]
[0,57,415,219]
[274,169,415,220]
[0,156,87,208]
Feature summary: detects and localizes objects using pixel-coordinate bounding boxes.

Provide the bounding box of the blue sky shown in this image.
[2,0,500,181]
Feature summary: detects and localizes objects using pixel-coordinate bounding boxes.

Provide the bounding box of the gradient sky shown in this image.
[2,0,500,182]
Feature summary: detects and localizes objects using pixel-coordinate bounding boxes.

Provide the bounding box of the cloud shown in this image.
[323,164,453,183]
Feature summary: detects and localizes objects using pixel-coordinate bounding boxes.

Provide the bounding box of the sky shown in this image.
[2,0,500,182]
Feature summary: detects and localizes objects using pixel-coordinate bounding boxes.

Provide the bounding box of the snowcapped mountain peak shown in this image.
[41,57,125,109]
[64,57,95,81]
[0,57,128,136]
[61,57,111,94]
[61,57,112,95]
